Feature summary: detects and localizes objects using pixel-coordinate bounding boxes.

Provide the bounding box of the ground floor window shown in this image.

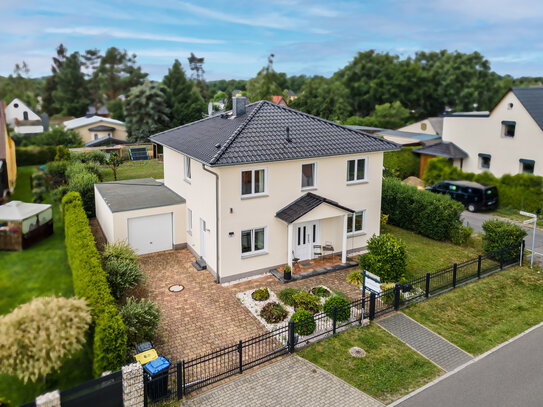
[478,153,491,170]
[347,210,366,235]
[241,227,267,255]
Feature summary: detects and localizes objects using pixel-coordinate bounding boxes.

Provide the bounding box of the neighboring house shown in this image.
[398,117,443,136]
[271,96,289,107]
[232,89,243,97]
[63,115,128,146]
[287,90,297,101]
[438,87,543,177]
[0,101,17,200]
[86,103,110,117]
[5,98,44,135]
[96,97,399,283]
[375,129,440,147]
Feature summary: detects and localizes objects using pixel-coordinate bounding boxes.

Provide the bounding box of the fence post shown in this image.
[520,240,525,266]
[452,263,457,288]
[332,306,337,335]
[500,247,504,270]
[425,273,430,298]
[287,321,296,353]
[176,361,183,400]
[369,293,376,321]
[393,284,401,310]
[477,255,482,279]
[182,360,186,398]
[238,340,243,374]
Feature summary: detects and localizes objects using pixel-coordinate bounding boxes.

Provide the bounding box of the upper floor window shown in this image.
[501,121,516,138]
[93,133,99,140]
[478,153,491,170]
[184,155,191,182]
[23,111,28,120]
[520,159,535,174]
[346,210,366,235]
[346,157,367,183]
[241,168,267,197]
[301,162,317,190]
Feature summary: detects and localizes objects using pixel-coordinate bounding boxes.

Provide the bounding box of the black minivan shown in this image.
[426,180,498,212]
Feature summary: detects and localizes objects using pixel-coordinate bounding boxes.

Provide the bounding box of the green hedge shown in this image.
[15,146,57,165]
[382,177,464,241]
[62,192,127,376]
[383,147,420,180]
[482,219,527,260]
[424,157,543,213]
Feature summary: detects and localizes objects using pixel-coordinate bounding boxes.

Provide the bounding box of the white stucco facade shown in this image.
[5,98,43,134]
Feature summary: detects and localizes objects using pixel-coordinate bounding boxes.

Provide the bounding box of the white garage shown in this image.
[95,178,186,255]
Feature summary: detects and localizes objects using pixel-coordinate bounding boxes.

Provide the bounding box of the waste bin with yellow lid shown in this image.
[135,348,158,365]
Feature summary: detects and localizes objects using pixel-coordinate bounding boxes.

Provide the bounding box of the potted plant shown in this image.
[284,265,292,281]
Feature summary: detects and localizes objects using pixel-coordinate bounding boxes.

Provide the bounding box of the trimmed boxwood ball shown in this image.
[323,296,351,322]
[252,287,270,301]
[290,309,316,336]
[260,302,288,324]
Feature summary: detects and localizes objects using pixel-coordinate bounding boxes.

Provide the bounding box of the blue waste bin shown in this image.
[144,356,171,402]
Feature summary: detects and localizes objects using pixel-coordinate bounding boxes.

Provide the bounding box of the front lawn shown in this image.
[100,159,164,182]
[404,265,543,355]
[298,324,442,404]
[383,224,481,278]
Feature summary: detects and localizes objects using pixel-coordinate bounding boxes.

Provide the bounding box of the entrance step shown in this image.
[192,257,207,271]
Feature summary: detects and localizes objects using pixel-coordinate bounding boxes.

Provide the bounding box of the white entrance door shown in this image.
[200,218,207,260]
[127,213,173,255]
[294,221,320,261]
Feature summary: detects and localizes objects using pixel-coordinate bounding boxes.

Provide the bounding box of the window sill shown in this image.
[347,231,366,238]
[184,178,192,184]
[301,186,317,191]
[241,193,269,200]
[346,180,369,185]
[241,250,268,259]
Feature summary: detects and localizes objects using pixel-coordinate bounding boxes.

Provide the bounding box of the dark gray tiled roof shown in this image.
[276,192,354,224]
[413,141,468,159]
[85,136,129,147]
[95,178,185,213]
[512,87,543,131]
[88,125,116,132]
[150,101,399,167]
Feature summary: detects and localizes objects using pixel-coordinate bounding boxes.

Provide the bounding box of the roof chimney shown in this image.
[286,126,292,142]
[232,96,246,117]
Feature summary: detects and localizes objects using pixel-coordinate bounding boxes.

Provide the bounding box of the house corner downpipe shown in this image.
[202,164,220,284]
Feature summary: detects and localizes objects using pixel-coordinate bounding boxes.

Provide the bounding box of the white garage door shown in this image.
[128,213,173,255]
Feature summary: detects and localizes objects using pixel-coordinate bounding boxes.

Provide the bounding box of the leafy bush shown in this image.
[359,234,407,283]
[31,172,47,203]
[103,241,139,264]
[380,213,389,228]
[293,291,321,313]
[310,286,331,297]
[380,283,404,306]
[278,288,302,306]
[383,147,420,180]
[17,126,83,147]
[103,259,144,300]
[55,145,71,162]
[15,146,56,165]
[51,185,69,204]
[67,168,99,217]
[120,297,161,347]
[382,177,464,241]
[290,309,316,336]
[252,287,270,301]
[346,269,365,286]
[72,150,107,165]
[84,161,103,181]
[62,192,127,375]
[482,220,527,260]
[259,302,288,324]
[450,225,473,245]
[46,160,69,185]
[0,296,91,383]
[323,296,351,322]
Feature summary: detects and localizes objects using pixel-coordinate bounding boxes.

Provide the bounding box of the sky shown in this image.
[1,0,543,81]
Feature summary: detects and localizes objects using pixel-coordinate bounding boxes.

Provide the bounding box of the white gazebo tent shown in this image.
[0,201,53,250]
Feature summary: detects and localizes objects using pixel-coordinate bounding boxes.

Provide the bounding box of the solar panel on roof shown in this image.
[129,147,149,161]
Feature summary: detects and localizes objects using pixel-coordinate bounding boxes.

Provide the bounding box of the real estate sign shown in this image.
[363,270,381,294]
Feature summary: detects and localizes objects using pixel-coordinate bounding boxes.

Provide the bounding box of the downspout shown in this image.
[202,163,220,284]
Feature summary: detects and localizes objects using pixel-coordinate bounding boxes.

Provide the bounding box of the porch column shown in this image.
[342,214,348,264]
[287,223,293,268]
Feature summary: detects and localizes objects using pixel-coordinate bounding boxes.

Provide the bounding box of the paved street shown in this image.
[396,323,543,407]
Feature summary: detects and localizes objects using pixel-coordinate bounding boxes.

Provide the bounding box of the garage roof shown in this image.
[95,178,185,213]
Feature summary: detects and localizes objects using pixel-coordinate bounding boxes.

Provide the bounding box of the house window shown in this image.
[187,208,193,233]
[184,155,191,182]
[478,154,491,170]
[241,227,267,256]
[23,111,28,120]
[94,133,99,140]
[502,121,516,138]
[346,158,367,183]
[520,159,535,174]
[107,132,112,137]
[301,163,316,189]
[346,210,366,235]
[13,103,18,108]
[241,168,267,197]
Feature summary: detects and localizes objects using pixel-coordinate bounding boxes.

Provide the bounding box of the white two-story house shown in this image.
[95,98,398,282]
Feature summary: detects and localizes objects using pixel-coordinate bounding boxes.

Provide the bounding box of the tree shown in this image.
[225,91,233,111]
[42,44,69,116]
[125,81,170,142]
[18,126,83,147]
[246,54,283,102]
[97,47,147,100]
[106,99,125,121]
[213,91,227,102]
[53,53,90,116]
[0,296,91,383]
[82,49,103,112]
[106,152,123,181]
[162,59,206,127]
[188,52,209,100]
[345,101,411,129]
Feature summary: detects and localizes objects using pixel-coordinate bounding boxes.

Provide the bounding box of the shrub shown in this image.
[323,296,351,322]
[15,146,56,165]
[72,150,107,164]
[103,241,139,264]
[62,192,127,375]
[103,258,144,300]
[380,213,389,228]
[359,234,407,283]
[84,161,103,181]
[450,225,473,245]
[259,302,288,324]
[290,309,316,336]
[0,296,91,383]
[18,126,83,147]
[55,145,71,162]
[292,291,320,313]
[68,170,99,217]
[251,287,270,301]
[51,185,69,204]
[120,297,161,347]
[31,172,47,203]
[46,160,69,185]
[310,286,331,297]
[380,283,404,306]
[346,269,364,286]
[382,177,464,241]
[482,220,527,260]
[278,288,301,307]
[383,147,420,180]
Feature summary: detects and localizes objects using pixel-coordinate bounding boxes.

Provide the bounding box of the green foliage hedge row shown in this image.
[359,234,408,283]
[15,146,56,165]
[383,147,420,180]
[62,192,127,376]
[482,219,527,260]
[424,157,543,213]
[382,177,464,241]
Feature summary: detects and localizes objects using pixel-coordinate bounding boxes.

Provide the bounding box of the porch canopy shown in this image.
[276,193,354,267]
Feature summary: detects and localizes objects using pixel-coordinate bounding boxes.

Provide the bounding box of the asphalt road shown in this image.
[397,323,543,407]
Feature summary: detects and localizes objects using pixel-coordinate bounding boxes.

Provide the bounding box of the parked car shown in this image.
[426,180,498,212]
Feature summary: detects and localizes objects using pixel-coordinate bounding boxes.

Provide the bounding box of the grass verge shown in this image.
[404,265,543,355]
[298,324,442,404]
[100,159,164,182]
